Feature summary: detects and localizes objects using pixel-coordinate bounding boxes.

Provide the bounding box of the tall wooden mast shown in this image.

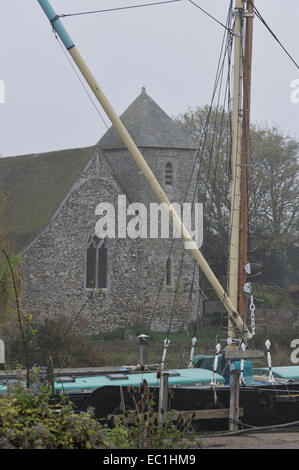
[238,0,254,319]
[37,0,253,341]
[229,0,254,342]
[228,0,245,341]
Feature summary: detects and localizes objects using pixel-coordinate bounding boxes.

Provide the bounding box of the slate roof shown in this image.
[98,88,197,150]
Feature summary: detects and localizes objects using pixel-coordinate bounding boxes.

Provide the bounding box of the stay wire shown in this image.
[163,3,234,342]
[53,31,109,130]
[188,0,234,34]
[189,3,233,297]
[248,0,299,72]
[146,31,233,330]
[53,31,136,207]
[189,32,232,335]
[150,29,231,332]
[60,0,184,18]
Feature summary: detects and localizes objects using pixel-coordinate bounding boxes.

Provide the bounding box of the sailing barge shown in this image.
[10,0,297,431]
[3,363,299,431]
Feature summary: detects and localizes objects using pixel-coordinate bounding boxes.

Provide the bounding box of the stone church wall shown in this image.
[21,146,201,334]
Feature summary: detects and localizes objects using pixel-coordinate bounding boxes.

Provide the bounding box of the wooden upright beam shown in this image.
[229,370,241,432]
[238,0,254,319]
[228,0,245,339]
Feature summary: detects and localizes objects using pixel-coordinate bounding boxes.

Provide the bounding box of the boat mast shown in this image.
[228,0,245,342]
[36,0,252,341]
[238,0,254,319]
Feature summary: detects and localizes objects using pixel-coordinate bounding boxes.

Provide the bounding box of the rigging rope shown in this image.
[188,0,234,34]
[265,339,275,385]
[53,32,109,129]
[239,341,246,386]
[210,342,221,386]
[188,336,197,369]
[59,0,184,19]
[201,418,299,439]
[149,2,234,339]
[248,0,299,72]
[175,2,234,368]
[53,31,136,207]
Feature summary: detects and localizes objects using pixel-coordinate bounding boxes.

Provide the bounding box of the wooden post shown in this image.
[228,0,245,340]
[238,0,254,318]
[229,369,240,432]
[158,371,169,425]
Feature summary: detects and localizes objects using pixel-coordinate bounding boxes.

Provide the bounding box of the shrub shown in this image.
[0,381,107,449]
[102,380,195,449]
[4,315,102,369]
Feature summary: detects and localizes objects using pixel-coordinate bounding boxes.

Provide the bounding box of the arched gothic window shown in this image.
[165,257,172,286]
[165,162,173,187]
[86,235,108,289]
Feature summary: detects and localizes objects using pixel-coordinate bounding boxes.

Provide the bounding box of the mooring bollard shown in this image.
[138,334,149,367]
[158,371,169,426]
[0,340,5,371]
[224,348,264,432]
[229,369,240,432]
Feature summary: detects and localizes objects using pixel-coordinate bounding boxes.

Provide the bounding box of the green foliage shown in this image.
[0,382,106,449]
[4,314,104,370]
[253,283,295,309]
[0,255,17,322]
[0,376,199,449]
[102,380,195,449]
[176,107,299,287]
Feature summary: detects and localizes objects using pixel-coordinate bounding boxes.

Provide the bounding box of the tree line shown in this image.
[176,105,299,289]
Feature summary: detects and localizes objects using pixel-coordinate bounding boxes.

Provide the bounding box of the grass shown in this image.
[90,322,218,369]
[5,316,299,371]
[89,323,299,370]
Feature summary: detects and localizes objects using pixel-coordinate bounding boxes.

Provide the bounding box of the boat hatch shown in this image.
[106,373,129,380]
[165,370,180,377]
[0,378,19,385]
[55,376,76,383]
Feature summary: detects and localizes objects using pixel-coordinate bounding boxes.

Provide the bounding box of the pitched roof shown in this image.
[2,90,196,253]
[98,88,197,150]
[0,147,94,252]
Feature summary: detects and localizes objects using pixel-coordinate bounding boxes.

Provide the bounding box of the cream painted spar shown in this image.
[37,0,252,341]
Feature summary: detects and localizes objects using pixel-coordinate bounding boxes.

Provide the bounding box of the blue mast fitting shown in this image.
[37,0,75,50]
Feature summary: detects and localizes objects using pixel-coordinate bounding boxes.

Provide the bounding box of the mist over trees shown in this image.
[176,105,299,288]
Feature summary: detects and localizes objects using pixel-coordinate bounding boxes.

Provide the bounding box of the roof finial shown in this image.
[141,86,147,95]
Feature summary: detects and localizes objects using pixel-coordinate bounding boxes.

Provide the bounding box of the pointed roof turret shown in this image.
[98,88,197,150]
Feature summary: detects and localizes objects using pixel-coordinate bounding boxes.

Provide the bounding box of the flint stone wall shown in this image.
[21,146,200,334]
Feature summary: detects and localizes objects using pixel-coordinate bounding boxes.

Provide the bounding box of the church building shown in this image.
[1,88,201,334]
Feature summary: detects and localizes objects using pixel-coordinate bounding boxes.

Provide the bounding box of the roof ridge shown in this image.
[98,89,197,150]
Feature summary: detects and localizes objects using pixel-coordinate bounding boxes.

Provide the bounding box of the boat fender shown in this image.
[188,337,197,369]
[210,343,221,387]
[265,340,275,384]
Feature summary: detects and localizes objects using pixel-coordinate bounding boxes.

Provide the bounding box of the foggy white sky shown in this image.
[1,0,299,157]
